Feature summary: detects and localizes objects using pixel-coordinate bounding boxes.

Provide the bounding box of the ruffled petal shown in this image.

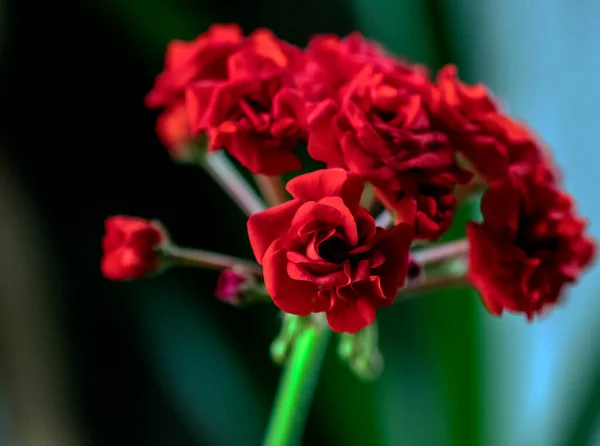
[306,99,346,167]
[247,200,302,263]
[286,168,364,207]
[262,243,319,315]
[326,297,376,333]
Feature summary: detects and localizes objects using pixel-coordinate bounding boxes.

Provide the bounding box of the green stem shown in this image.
[263,322,331,446]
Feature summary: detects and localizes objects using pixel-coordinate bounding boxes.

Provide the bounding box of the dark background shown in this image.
[1,0,600,445]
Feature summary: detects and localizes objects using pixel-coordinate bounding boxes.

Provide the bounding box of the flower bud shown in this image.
[215,267,255,304]
[337,322,384,381]
[407,257,423,281]
[101,216,167,281]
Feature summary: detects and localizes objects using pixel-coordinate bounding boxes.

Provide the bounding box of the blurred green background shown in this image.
[1,0,600,445]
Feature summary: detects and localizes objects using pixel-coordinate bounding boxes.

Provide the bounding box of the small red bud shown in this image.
[101,216,167,281]
[407,257,422,280]
[215,267,252,303]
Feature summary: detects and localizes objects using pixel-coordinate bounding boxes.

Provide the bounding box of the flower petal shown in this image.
[286,168,364,207]
[481,172,521,235]
[317,196,358,245]
[374,222,414,298]
[247,200,301,263]
[291,201,344,238]
[224,132,302,175]
[467,222,526,315]
[306,99,346,167]
[263,243,319,315]
[326,297,376,333]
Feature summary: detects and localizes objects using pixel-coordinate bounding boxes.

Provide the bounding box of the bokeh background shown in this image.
[2,0,600,445]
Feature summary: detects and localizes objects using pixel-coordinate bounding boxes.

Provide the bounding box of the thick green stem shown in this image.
[263,322,331,446]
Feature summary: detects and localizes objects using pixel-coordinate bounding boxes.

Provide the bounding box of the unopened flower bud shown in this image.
[407,257,423,281]
[101,216,167,281]
[337,322,384,381]
[215,267,255,304]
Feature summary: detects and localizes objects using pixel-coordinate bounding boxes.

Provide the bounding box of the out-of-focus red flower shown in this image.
[101,216,166,281]
[146,24,243,108]
[376,173,463,240]
[298,32,428,103]
[467,164,595,318]
[146,24,244,157]
[215,268,253,303]
[247,169,413,333]
[431,64,554,181]
[185,29,306,175]
[154,102,196,161]
[307,64,471,240]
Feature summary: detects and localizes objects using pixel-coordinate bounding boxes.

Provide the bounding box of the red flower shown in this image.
[146,24,243,108]
[247,169,413,333]
[307,64,471,240]
[154,102,196,161]
[298,32,411,102]
[186,29,306,175]
[432,65,551,180]
[101,216,166,281]
[467,165,595,318]
[299,32,431,104]
[146,24,244,157]
[376,172,463,240]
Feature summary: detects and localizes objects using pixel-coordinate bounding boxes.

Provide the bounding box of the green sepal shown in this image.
[337,321,384,381]
[270,314,326,365]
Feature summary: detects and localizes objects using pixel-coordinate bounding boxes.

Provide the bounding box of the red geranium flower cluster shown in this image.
[107,25,596,334]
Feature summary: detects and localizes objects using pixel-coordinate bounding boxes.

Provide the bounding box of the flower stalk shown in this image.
[455,176,486,202]
[201,151,267,216]
[254,174,289,207]
[162,245,262,276]
[411,239,469,265]
[360,182,376,212]
[263,315,330,446]
[397,273,468,300]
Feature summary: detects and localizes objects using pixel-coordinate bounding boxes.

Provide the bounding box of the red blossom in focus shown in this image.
[146,24,244,157]
[307,64,471,240]
[247,169,413,333]
[431,64,555,181]
[186,29,306,175]
[101,216,166,281]
[467,165,595,318]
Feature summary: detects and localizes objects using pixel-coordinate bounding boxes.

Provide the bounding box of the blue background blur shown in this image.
[1,0,600,445]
